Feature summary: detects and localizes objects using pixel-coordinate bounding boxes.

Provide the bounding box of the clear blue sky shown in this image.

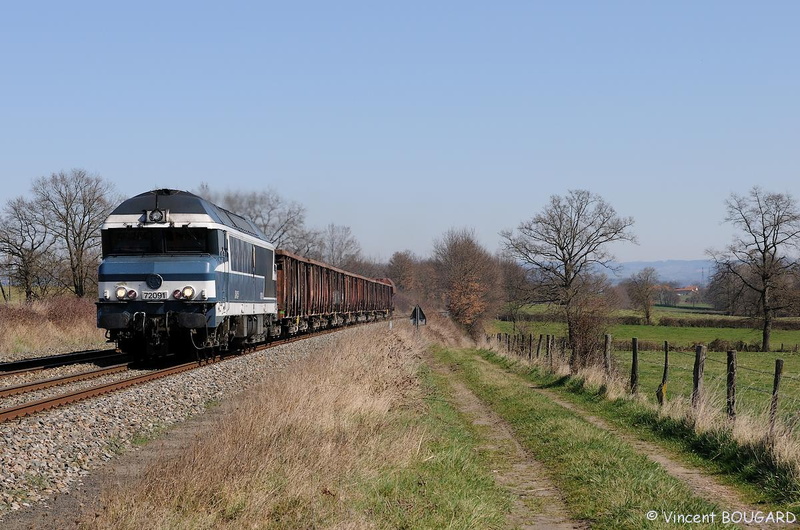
[2,1,798,262]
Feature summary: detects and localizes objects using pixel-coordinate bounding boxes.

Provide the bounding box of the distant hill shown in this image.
[608,260,714,287]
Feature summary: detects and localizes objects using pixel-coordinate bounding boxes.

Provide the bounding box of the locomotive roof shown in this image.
[110,189,270,241]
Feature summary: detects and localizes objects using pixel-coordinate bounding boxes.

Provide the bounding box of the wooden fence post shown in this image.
[546,334,553,371]
[770,359,784,441]
[656,341,669,406]
[536,334,543,359]
[603,334,612,377]
[692,345,707,409]
[727,350,737,420]
[528,334,533,361]
[630,338,639,394]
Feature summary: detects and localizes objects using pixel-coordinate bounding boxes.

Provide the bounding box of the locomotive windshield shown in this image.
[102,228,221,256]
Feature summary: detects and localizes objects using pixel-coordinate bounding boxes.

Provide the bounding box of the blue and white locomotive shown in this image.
[96,189,281,358]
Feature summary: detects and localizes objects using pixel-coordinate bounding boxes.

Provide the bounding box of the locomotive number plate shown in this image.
[143,291,168,300]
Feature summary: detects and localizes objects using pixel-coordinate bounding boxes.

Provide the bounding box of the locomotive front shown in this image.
[96,189,278,358]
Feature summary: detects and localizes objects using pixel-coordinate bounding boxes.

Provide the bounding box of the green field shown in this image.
[434,347,725,528]
[614,348,800,418]
[491,305,800,421]
[493,305,800,353]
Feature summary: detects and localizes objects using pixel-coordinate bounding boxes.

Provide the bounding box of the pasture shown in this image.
[491,305,800,421]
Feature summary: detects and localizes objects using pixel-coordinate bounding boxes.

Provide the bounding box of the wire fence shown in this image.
[489,332,800,438]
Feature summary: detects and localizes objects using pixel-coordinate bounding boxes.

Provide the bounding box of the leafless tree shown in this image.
[317,223,362,268]
[709,187,800,351]
[0,265,7,302]
[340,255,385,278]
[501,189,635,370]
[499,256,532,333]
[567,273,618,369]
[196,184,315,251]
[433,228,502,337]
[387,250,418,292]
[706,264,749,315]
[623,267,659,324]
[655,283,680,307]
[0,197,55,301]
[31,169,117,297]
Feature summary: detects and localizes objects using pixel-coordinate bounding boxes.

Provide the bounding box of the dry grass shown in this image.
[0,297,107,359]
[85,317,471,529]
[491,340,800,503]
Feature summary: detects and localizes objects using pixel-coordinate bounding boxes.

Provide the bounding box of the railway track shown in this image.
[0,325,354,423]
[0,364,131,399]
[0,348,127,377]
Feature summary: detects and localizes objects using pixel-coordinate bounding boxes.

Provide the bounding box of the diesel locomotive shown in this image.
[96,189,393,358]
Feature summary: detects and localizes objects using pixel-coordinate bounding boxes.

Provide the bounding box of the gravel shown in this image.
[0,362,111,388]
[0,330,343,519]
[0,366,156,410]
[0,342,111,364]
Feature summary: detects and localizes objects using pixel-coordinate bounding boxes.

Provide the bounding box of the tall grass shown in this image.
[490,340,800,506]
[436,346,722,529]
[85,316,510,529]
[0,297,107,359]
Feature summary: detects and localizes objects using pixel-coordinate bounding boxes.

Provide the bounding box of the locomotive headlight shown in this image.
[115,286,128,300]
[181,286,195,300]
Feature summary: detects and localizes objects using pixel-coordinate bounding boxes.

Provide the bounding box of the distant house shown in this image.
[675,285,699,296]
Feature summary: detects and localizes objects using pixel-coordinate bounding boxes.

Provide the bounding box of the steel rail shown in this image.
[0,349,125,375]
[0,362,197,422]
[0,364,130,398]
[0,319,387,423]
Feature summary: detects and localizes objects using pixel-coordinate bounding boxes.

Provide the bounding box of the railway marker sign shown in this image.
[410,305,426,328]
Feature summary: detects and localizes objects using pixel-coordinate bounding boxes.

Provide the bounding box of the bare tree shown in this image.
[501,190,635,370]
[706,264,749,315]
[567,273,618,369]
[341,255,385,277]
[285,227,325,258]
[655,283,680,307]
[317,223,362,268]
[0,197,55,301]
[387,250,418,292]
[709,187,800,351]
[196,184,311,250]
[499,256,532,333]
[32,169,117,297]
[623,267,659,324]
[433,228,502,337]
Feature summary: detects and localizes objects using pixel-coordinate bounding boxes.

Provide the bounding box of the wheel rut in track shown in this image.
[470,354,782,529]
[429,355,586,529]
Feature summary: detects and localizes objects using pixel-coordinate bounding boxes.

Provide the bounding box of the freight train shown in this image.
[96,189,394,359]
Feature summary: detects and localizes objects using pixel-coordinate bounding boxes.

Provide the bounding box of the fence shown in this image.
[489,332,800,440]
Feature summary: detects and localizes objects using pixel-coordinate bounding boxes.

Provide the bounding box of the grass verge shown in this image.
[0,297,107,359]
[479,347,800,512]
[434,346,725,529]
[83,318,510,529]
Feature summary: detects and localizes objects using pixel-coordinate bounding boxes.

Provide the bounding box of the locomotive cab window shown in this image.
[102,228,221,256]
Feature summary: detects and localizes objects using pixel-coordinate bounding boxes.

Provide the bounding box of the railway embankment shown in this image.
[0,329,329,520]
[1,317,517,529]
